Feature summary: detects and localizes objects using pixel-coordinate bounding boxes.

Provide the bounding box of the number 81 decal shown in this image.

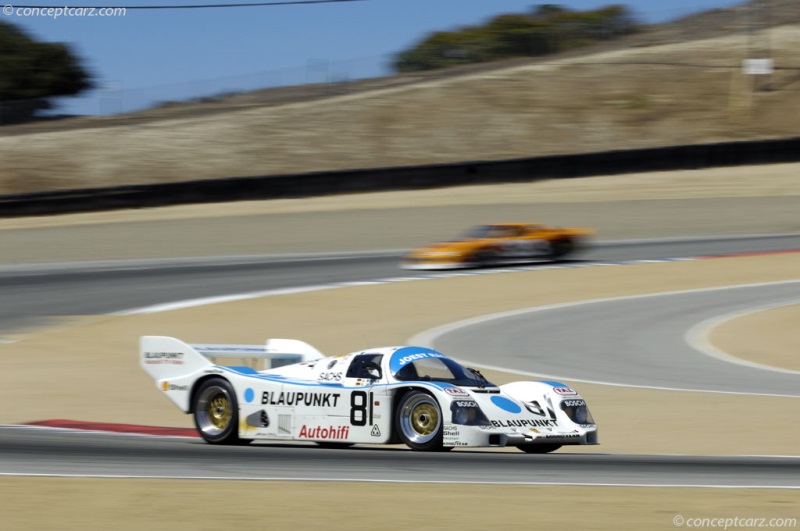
[350,391,374,426]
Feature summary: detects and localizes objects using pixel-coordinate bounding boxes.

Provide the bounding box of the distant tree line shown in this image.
[0,22,92,124]
[394,4,639,73]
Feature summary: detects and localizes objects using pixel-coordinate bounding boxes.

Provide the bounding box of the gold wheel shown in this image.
[207,394,232,430]
[410,403,439,436]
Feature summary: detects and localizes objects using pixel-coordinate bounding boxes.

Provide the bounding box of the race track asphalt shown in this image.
[2,426,798,487]
[422,281,800,396]
[2,234,799,336]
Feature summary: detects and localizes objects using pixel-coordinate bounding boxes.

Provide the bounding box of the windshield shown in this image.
[394,356,492,387]
[459,225,494,239]
[460,225,525,240]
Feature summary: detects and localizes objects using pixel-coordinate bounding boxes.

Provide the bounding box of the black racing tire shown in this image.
[193,378,247,445]
[549,238,574,259]
[470,248,497,266]
[394,390,445,451]
[516,444,562,454]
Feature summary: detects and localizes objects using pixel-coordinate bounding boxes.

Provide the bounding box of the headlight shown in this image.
[453,407,470,425]
[450,400,489,426]
[560,399,595,426]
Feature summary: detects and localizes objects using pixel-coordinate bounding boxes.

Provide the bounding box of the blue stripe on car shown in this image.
[539,380,569,388]
[491,396,522,414]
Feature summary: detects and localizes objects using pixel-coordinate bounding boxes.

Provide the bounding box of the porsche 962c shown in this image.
[140,336,598,452]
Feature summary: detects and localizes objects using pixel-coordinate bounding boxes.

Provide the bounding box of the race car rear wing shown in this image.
[140,336,326,382]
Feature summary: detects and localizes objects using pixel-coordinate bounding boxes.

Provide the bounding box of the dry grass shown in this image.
[711,302,800,371]
[1,25,800,194]
[2,479,799,531]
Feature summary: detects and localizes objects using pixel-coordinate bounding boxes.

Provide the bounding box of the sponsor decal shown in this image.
[443,422,465,446]
[144,351,184,365]
[297,425,350,440]
[396,351,446,366]
[543,433,581,439]
[562,399,586,407]
[553,387,577,396]
[370,425,381,437]
[491,419,558,429]
[318,371,342,382]
[161,382,189,392]
[261,391,341,407]
[203,368,225,374]
[454,400,478,408]
[389,346,449,373]
[444,388,470,398]
[245,410,270,428]
[443,425,460,437]
[490,396,522,414]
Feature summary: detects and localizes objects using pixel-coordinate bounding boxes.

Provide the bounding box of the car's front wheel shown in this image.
[395,390,444,451]
[193,378,247,445]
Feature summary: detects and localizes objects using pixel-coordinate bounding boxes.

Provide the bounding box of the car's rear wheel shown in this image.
[550,238,573,259]
[395,390,444,451]
[193,378,247,445]
[470,248,496,267]
[516,444,562,454]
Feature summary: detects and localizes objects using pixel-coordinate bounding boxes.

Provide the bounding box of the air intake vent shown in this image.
[278,415,292,434]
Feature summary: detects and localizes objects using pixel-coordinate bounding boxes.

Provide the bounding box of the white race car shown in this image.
[140,336,598,452]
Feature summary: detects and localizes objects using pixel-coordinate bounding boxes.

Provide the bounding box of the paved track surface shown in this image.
[2,426,798,487]
[429,282,800,396]
[2,234,799,336]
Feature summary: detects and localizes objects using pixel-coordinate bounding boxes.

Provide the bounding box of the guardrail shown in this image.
[1,135,798,217]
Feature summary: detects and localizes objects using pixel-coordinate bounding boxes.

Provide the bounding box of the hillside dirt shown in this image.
[1,24,800,194]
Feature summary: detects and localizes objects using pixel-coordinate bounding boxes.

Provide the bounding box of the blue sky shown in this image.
[3,0,744,115]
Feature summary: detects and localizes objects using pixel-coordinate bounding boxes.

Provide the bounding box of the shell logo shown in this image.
[162,381,169,391]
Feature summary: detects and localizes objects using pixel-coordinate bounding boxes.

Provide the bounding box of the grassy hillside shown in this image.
[1,4,799,194]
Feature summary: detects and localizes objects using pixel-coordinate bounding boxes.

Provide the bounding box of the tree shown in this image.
[0,22,93,123]
[393,4,639,73]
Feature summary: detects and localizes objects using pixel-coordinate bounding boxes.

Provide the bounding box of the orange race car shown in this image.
[401,223,594,270]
